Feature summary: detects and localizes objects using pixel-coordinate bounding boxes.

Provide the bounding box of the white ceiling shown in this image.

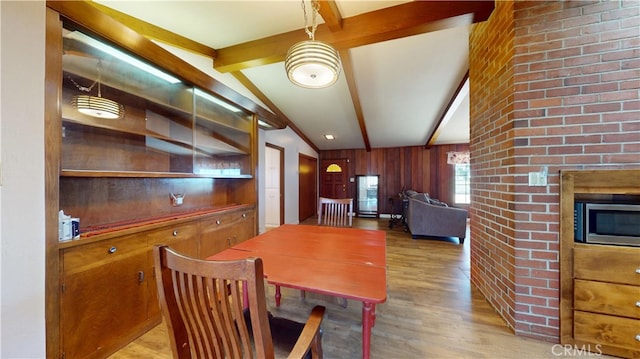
[94,0,479,151]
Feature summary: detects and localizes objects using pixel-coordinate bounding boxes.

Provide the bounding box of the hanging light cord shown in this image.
[302,0,320,40]
[68,75,96,93]
[68,60,104,96]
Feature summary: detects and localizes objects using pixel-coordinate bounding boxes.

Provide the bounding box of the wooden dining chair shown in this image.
[308,197,353,307]
[317,197,353,227]
[153,244,326,359]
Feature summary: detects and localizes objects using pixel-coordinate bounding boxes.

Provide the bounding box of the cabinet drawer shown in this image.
[574,246,640,285]
[147,223,197,245]
[575,279,640,319]
[148,222,198,258]
[62,233,147,275]
[202,211,247,230]
[574,311,640,352]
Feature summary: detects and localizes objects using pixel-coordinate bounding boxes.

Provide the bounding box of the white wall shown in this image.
[258,127,317,233]
[0,1,47,357]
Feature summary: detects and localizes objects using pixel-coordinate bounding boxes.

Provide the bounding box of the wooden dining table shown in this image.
[207,224,387,359]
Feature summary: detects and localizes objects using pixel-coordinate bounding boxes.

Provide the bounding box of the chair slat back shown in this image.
[317,197,353,227]
[154,245,275,359]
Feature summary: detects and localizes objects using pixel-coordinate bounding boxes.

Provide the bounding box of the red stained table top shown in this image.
[208,224,387,303]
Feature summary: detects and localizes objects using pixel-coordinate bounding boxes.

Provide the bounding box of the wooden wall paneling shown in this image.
[433,146,447,201]
[410,146,426,192]
[404,147,414,191]
[381,148,398,213]
[422,147,431,194]
[320,144,467,215]
[374,148,384,176]
[352,150,361,175]
[346,152,356,200]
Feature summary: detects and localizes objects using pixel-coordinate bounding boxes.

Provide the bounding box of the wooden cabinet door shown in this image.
[234,210,256,244]
[199,215,235,258]
[61,245,148,359]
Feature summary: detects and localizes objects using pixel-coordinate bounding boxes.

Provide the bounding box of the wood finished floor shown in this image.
[109,217,588,359]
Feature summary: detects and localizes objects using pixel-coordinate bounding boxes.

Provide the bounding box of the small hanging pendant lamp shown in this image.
[285,0,341,89]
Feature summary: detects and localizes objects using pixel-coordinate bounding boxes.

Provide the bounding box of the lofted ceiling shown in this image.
[91,0,494,151]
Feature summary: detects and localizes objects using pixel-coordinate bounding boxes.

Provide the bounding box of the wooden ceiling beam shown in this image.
[318,0,343,32]
[214,1,494,73]
[86,1,217,58]
[425,71,469,149]
[340,50,371,152]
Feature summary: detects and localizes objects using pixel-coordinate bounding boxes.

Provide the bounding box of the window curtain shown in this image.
[447,151,470,165]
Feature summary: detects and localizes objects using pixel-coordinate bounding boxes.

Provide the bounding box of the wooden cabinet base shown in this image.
[574,311,640,354]
[559,170,640,359]
[59,206,255,358]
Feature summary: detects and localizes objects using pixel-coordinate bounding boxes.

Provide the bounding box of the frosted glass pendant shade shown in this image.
[285,40,341,89]
[72,95,124,119]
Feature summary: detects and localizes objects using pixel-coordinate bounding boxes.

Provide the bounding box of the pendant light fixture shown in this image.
[285,0,341,89]
[70,61,124,119]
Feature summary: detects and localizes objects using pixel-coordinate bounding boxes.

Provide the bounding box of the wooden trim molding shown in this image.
[44,7,63,358]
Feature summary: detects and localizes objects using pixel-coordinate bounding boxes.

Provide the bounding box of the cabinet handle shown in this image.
[636,268,640,274]
[242,213,247,218]
[108,246,117,254]
[173,230,178,236]
[636,334,640,342]
[636,301,640,308]
[138,271,145,283]
[216,220,221,225]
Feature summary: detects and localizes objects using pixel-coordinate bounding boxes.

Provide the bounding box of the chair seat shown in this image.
[244,309,313,359]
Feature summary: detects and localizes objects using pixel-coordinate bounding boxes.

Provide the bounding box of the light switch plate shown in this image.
[528,172,547,186]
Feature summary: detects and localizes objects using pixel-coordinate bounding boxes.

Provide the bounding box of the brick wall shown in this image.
[469,0,639,341]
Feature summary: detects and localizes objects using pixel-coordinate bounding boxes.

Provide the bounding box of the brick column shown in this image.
[469,0,639,341]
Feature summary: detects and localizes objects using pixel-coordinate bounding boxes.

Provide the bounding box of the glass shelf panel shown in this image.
[61,27,254,178]
[194,89,253,177]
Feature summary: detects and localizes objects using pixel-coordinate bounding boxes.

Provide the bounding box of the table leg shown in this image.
[362,302,376,359]
[275,285,281,307]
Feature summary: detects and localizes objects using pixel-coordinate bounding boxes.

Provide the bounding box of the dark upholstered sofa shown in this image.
[405,191,468,244]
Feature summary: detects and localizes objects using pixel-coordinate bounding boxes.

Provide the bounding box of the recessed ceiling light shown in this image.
[324,134,335,140]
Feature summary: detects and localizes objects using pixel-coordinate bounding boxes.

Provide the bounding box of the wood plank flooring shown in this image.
[109,217,594,359]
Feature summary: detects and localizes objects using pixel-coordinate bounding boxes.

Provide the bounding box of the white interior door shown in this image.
[265,146,281,227]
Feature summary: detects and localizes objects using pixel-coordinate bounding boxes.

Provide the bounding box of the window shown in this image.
[454,163,470,204]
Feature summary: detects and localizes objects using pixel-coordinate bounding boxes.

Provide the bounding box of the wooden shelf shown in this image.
[60,169,252,179]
